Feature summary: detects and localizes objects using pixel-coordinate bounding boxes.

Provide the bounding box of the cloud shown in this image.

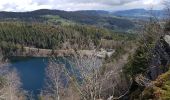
[0,0,163,12]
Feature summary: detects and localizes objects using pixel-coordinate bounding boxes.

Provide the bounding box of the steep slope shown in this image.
[148,35,170,80]
[123,34,170,99]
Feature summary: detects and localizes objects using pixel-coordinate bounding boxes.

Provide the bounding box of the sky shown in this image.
[0,0,164,12]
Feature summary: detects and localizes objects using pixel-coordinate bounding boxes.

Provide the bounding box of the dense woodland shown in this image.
[0,21,136,57]
[1,5,170,100]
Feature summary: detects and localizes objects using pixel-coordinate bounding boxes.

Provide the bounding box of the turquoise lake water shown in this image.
[10,57,49,98]
[9,56,101,99]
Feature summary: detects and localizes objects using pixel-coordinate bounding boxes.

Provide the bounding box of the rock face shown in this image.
[148,35,170,80]
[122,35,170,99]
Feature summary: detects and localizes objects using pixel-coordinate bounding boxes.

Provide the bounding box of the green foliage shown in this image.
[165,21,170,32]
[0,41,22,57]
[0,21,134,57]
[142,87,155,100]
[124,45,150,76]
[42,15,75,25]
[0,22,106,49]
[0,20,137,57]
[124,20,161,77]
[110,32,137,41]
[111,45,126,59]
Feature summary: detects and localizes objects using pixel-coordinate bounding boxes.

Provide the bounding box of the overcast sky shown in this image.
[0,0,164,12]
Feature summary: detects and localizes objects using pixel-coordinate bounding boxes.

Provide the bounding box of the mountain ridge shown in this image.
[0,9,135,31]
[112,8,165,19]
[0,8,164,19]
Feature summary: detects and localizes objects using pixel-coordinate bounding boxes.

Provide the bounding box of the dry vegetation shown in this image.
[0,50,26,100]
[39,39,136,100]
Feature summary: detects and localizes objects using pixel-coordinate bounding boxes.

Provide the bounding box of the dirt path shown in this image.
[23,47,115,58]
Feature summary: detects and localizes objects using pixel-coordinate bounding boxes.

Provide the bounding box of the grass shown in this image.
[142,69,170,100]
[42,15,75,25]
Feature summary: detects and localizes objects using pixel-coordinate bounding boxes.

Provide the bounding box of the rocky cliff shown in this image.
[122,34,170,99]
[148,35,170,80]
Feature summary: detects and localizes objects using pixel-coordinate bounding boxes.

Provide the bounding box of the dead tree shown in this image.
[43,51,132,100]
[43,57,65,100]
[5,69,22,100]
[0,66,24,100]
[73,53,103,100]
[60,53,102,100]
[42,53,105,100]
[0,51,24,100]
[42,39,132,100]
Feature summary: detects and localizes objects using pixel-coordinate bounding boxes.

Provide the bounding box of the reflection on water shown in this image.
[9,56,102,99]
[10,57,49,98]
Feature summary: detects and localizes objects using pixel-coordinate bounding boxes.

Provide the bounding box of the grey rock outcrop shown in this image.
[148,35,170,80]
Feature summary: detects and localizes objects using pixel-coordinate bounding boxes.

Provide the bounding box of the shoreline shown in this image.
[14,47,115,58]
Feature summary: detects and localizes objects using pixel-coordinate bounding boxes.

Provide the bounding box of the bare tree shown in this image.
[5,69,23,100]
[0,66,25,100]
[42,50,132,100]
[41,38,134,100]
[42,53,105,100]
[67,53,103,100]
[42,57,66,100]
[62,52,128,100]
[0,52,24,100]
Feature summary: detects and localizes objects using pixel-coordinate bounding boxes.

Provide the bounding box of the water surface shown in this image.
[11,57,49,97]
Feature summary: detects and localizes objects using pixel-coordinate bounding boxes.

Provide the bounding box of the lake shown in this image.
[10,57,49,99]
[9,56,102,99]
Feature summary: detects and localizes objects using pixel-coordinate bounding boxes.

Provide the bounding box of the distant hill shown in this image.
[0,9,135,31]
[0,9,166,31]
[0,9,110,19]
[112,9,165,19]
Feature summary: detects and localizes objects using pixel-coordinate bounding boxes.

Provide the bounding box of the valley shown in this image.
[0,4,169,100]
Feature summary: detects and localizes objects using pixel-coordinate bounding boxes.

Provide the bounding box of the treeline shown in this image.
[0,21,136,57]
[0,22,105,49]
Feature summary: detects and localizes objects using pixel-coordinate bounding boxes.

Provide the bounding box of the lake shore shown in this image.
[16,47,115,58]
